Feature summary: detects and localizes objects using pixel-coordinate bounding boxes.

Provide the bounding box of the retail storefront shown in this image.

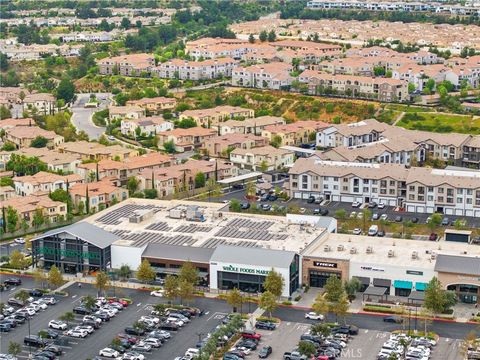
[436,254,480,304]
[302,257,349,288]
[32,222,118,273]
[210,245,299,298]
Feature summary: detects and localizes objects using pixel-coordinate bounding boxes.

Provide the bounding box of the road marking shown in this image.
[137,302,142,307]
[72,295,77,299]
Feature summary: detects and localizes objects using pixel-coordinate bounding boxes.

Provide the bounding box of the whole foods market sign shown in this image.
[37,247,100,259]
[222,264,270,276]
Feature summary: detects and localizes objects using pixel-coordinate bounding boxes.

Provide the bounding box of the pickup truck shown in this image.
[284,351,307,360]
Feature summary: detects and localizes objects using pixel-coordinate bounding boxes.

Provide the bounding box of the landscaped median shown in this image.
[363,303,455,320]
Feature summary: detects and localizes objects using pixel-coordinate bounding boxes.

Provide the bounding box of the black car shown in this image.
[33,350,56,360]
[110,344,126,354]
[124,327,145,336]
[240,203,250,210]
[268,194,277,201]
[377,230,385,237]
[159,322,178,331]
[4,278,21,286]
[259,346,272,358]
[30,289,43,297]
[24,335,50,348]
[383,316,403,324]
[44,345,62,355]
[255,321,276,330]
[73,306,91,315]
[300,334,321,344]
[307,196,315,203]
[41,329,59,339]
[95,313,110,322]
[236,340,257,350]
[83,320,100,329]
[411,217,419,223]
[320,208,329,216]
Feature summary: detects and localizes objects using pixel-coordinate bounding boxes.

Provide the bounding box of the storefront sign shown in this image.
[313,261,337,268]
[37,247,100,259]
[458,275,480,282]
[406,270,423,276]
[360,266,384,272]
[222,264,270,276]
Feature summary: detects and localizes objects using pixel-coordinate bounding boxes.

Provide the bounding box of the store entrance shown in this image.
[309,270,341,288]
[447,284,480,304]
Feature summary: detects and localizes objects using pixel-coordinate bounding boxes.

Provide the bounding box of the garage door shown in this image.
[475,210,480,218]
[466,210,474,217]
[426,207,435,213]
[302,193,310,200]
[455,209,463,216]
[341,196,354,203]
[388,200,396,206]
[416,206,425,213]
[332,195,340,201]
[294,192,301,199]
[445,208,454,215]
[407,205,415,212]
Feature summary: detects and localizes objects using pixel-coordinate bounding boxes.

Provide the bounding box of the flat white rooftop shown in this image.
[85,198,327,253]
[303,233,480,269]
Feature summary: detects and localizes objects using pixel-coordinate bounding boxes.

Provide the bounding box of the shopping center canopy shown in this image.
[362,286,388,302]
[408,291,425,303]
[217,172,262,184]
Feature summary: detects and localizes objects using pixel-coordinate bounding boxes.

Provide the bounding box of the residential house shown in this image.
[214,116,286,136]
[5,126,64,149]
[22,93,56,115]
[0,186,16,201]
[57,141,139,161]
[157,127,218,152]
[391,64,449,91]
[109,105,145,121]
[97,53,155,76]
[179,106,254,127]
[231,62,294,90]
[15,147,82,174]
[230,145,295,171]
[13,171,82,196]
[202,133,268,158]
[261,120,328,147]
[69,179,129,212]
[126,97,177,114]
[152,57,238,80]
[120,116,173,137]
[0,118,34,131]
[0,87,34,104]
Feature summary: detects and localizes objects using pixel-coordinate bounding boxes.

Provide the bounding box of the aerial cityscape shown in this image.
[1,0,480,359]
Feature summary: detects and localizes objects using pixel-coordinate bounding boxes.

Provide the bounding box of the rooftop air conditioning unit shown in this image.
[324,245,331,252]
[388,250,395,258]
[337,244,345,251]
[430,254,436,260]
[350,247,357,254]
[411,251,419,259]
[366,246,373,254]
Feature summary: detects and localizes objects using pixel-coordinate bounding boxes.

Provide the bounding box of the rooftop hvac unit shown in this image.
[411,251,419,259]
[128,209,154,223]
[388,250,395,258]
[337,244,345,251]
[366,246,373,254]
[430,254,437,260]
[350,247,357,254]
[324,245,331,252]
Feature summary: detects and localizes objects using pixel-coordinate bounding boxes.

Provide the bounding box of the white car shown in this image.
[83,315,102,324]
[96,297,107,304]
[352,201,361,208]
[107,136,116,141]
[49,320,67,330]
[233,346,251,355]
[377,202,385,209]
[305,312,324,320]
[143,338,162,348]
[14,237,25,244]
[99,348,120,358]
[24,307,37,315]
[166,317,184,327]
[32,301,48,310]
[27,303,40,311]
[150,290,164,297]
[43,297,57,305]
[140,315,159,324]
[122,352,145,360]
[185,348,200,358]
[67,329,88,338]
[352,228,362,235]
[75,325,94,334]
[380,214,388,221]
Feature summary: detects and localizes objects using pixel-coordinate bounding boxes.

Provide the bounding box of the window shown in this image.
[363,187,368,193]
[389,189,395,195]
[381,180,387,188]
[409,186,415,191]
[458,189,464,195]
[343,186,348,191]
[313,184,318,189]
[438,196,444,202]
[428,187,434,192]
[438,188,444,194]
[390,180,395,186]
[418,196,424,201]
[457,197,463,203]
[323,185,329,189]
[333,177,338,181]
[467,198,472,204]
[427,195,434,201]
[333,185,338,190]
[302,175,308,183]
[343,178,348,183]
[409,194,415,200]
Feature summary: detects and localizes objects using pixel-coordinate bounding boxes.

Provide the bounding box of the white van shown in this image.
[368,225,378,236]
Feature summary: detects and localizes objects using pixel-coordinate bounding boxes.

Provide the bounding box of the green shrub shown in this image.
[282,300,292,305]
[294,295,302,301]
[256,316,279,323]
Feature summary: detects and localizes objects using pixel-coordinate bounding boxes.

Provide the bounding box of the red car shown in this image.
[429,233,438,241]
[116,333,138,344]
[241,330,261,341]
[108,298,129,307]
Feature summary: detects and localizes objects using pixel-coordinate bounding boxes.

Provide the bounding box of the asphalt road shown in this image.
[0,241,26,258]
[70,93,111,140]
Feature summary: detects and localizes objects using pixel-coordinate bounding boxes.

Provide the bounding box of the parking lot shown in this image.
[1,277,251,359]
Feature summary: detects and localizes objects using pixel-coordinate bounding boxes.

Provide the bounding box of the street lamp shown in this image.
[28,316,32,358]
[197,332,204,358]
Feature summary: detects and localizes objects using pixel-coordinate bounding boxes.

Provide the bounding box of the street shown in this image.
[70,93,111,140]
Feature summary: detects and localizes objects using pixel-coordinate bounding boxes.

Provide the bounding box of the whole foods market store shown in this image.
[32,223,118,274]
[209,245,300,298]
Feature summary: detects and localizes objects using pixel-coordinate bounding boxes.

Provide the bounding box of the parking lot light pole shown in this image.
[197,333,203,357]
[28,316,32,358]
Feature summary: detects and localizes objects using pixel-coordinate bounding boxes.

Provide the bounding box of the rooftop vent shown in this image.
[350,247,357,254]
[366,246,373,254]
[337,244,345,251]
[411,251,419,259]
[388,249,395,258]
[324,245,332,252]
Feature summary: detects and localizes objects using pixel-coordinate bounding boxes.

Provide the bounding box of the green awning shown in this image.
[415,282,427,291]
[394,280,412,289]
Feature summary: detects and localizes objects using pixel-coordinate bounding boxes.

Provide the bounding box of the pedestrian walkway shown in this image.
[294,288,323,308]
[245,307,265,330]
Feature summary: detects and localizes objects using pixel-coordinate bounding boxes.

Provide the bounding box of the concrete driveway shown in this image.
[70,93,111,140]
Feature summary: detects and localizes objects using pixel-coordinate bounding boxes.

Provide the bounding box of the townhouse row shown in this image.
[288,157,480,217]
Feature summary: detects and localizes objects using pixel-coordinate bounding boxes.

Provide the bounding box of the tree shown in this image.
[226,288,243,313]
[259,160,269,172]
[33,268,48,289]
[195,172,206,188]
[259,30,268,42]
[121,17,131,29]
[344,278,362,300]
[270,134,282,148]
[163,140,176,153]
[267,30,276,42]
[178,279,194,305]
[248,34,255,43]
[48,265,64,288]
[163,275,179,303]
[179,261,198,285]
[136,259,156,283]
[32,208,45,228]
[0,106,11,120]
[310,323,331,337]
[56,78,75,104]
[144,189,157,199]
[9,250,27,269]
[59,312,75,327]
[127,176,139,195]
[8,341,21,356]
[7,154,47,175]
[324,276,344,303]
[298,340,316,357]
[82,295,96,311]
[6,206,18,233]
[424,276,456,314]
[427,213,442,232]
[95,271,110,296]
[263,269,284,298]
[312,293,328,317]
[15,289,30,304]
[245,181,256,198]
[335,294,350,324]
[205,177,222,199]
[30,136,48,148]
[118,264,132,281]
[259,291,277,318]
[335,209,347,219]
[229,198,241,212]
[0,52,9,71]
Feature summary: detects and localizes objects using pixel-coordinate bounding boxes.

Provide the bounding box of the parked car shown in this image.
[394,216,403,222]
[377,230,385,237]
[255,321,276,330]
[305,312,324,320]
[125,327,145,336]
[368,202,377,208]
[429,233,438,241]
[377,203,385,209]
[150,290,164,297]
[99,348,119,358]
[14,237,25,244]
[380,214,388,221]
[48,320,67,330]
[241,330,261,341]
[73,306,91,315]
[411,217,419,223]
[352,228,362,235]
[40,329,59,339]
[4,278,21,286]
[372,213,380,220]
[307,196,315,204]
[383,316,403,324]
[259,346,272,358]
[30,289,43,297]
[442,217,450,226]
[351,201,361,208]
[240,203,250,210]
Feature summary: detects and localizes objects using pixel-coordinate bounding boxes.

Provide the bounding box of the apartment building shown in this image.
[179,106,254,127]
[202,133,268,158]
[316,58,375,76]
[69,179,128,212]
[300,71,408,102]
[288,157,480,217]
[23,93,56,114]
[261,120,328,147]
[215,116,286,136]
[391,64,449,91]
[120,116,173,137]
[5,126,64,149]
[58,141,139,161]
[0,87,33,104]
[97,53,155,76]
[152,58,238,80]
[14,147,82,174]
[230,145,295,171]
[0,193,67,227]
[109,105,145,121]
[462,137,480,169]
[232,62,294,90]
[0,118,33,131]
[137,159,238,197]
[186,37,249,59]
[157,127,217,152]
[13,171,82,196]
[269,40,342,55]
[125,97,177,114]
